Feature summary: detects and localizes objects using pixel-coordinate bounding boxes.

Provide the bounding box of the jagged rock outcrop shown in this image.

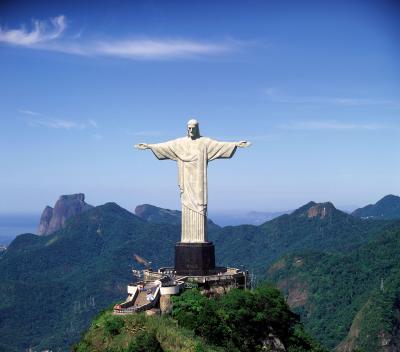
[307,202,336,219]
[37,193,93,236]
[262,334,287,351]
[37,206,53,236]
[288,201,338,220]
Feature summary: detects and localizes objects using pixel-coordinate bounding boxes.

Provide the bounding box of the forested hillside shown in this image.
[0,203,179,351]
[0,200,393,351]
[267,221,400,351]
[212,201,389,277]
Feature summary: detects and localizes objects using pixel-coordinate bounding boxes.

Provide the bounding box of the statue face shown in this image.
[187,123,199,139]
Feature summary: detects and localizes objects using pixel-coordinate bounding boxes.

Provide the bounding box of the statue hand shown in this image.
[135,143,150,150]
[236,141,251,148]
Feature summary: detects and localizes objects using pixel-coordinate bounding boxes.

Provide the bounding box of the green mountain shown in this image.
[0,200,391,351]
[267,221,400,351]
[0,203,180,351]
[212,201,388,277]
[352,194,400,220]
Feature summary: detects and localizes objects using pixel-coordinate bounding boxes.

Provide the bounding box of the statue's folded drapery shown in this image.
[149,136,237,243]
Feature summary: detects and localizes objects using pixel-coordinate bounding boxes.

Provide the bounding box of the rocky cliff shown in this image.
[37,193,93,236]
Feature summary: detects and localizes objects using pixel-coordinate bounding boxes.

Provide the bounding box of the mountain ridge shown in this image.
[0,197,396,351]
[134,203,220,231]
[212,200,389,276]
[352,194,400,220]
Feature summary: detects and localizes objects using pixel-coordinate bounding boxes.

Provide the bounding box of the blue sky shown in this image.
[0,0,399,214]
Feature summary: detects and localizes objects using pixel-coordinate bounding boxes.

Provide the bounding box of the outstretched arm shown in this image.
[134,140,179,161]
[135,143,150,150]
[207,139,251,161]
[236,141,251,148]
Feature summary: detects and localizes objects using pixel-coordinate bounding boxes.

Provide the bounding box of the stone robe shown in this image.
[149,136,237,243]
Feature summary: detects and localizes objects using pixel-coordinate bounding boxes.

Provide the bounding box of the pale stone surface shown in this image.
[38,193,93,236]
[160,294,173,314]
[135,119,250,243]
[37,206,53,236]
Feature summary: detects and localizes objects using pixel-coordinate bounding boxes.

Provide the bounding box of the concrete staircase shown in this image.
[134,290,149,308]
[114,281,160,314]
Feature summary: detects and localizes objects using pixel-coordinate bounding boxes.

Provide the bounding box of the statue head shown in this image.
[187,119,200,139]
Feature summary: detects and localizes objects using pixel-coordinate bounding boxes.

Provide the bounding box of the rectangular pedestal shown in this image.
[175,242,216,276]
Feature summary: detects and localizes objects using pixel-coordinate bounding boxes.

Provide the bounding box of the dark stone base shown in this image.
[175,242,217,276]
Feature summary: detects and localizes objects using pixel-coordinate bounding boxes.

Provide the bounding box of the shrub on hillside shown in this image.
[103,315,125,337]
[172,285,325,352]
[126,331,163,352]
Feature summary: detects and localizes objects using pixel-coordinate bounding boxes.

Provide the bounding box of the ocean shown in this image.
[0,214,39,246]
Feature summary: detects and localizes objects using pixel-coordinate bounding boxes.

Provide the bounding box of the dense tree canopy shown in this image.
[172,285,325,352]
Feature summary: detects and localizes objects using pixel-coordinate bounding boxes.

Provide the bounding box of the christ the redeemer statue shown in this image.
[135,119,250,245]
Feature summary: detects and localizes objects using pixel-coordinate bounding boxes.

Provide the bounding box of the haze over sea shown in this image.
[0,207,286,244]
[0,214,38,245]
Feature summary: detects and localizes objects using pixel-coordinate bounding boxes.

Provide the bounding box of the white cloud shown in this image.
[0,15,66,46]
[25,114,102,131]
[93,39,229,59]
[280,120,385,131]
[21,110,100,131]
[0,15,234,60]
[265,88,399,108]
[18,109,41,116]
[28,118,86,130]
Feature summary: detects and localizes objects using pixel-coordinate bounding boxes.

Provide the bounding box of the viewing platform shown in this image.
[113,267,249,315]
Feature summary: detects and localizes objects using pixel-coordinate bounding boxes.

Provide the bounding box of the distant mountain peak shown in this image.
[307,202,336,219]
[135,203,220,229]
[352,194,400,220]
[37,193,93,236]
[135,204,181,225]
[291,201,337,219]
[58,193,86,202]
[380,194,399,201]
[135,204,181,224]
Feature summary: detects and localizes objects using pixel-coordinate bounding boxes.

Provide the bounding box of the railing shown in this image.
[114,285,161,315]
[118,289,139,309]
[158,267,176,275]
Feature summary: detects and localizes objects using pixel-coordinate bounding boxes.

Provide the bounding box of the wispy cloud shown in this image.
[0,15,235,60]
[280,120,385,131]
[28,117,86,130]
[93,39,230,59]
[20,109,99,131]
[0,15,66,45]
[265,88,399,108]
[18,109,41,116]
